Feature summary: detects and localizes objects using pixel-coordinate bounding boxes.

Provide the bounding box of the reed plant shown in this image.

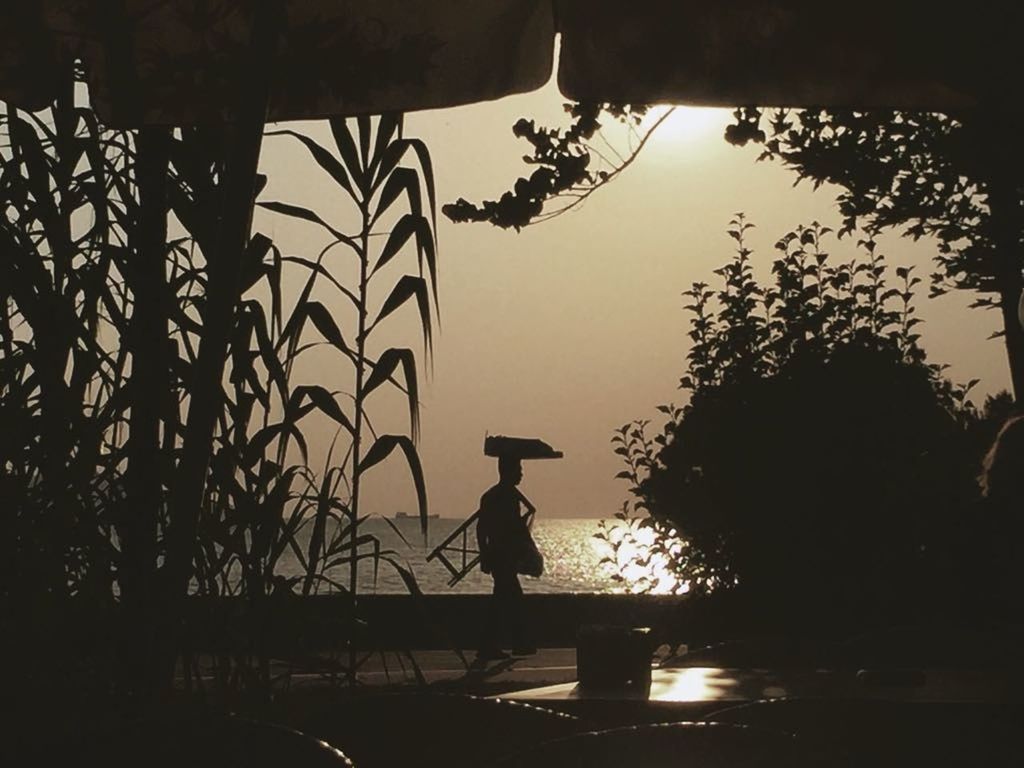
[1,73,132,696]
[1,68,438,704]
[258,114,438,682]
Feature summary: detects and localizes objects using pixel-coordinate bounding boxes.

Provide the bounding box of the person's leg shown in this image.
[477,574,511,661]
[505,573,535,655]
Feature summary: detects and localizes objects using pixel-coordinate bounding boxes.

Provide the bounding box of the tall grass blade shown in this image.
[358,435,429,540]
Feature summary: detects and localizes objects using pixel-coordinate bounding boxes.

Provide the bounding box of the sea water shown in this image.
[274,517,619,594]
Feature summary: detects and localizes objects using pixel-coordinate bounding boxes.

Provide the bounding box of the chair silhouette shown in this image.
[486,721,824,768]
[292,691,583,768]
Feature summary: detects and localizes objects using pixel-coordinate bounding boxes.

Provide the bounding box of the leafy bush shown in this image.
[609,217,985,622]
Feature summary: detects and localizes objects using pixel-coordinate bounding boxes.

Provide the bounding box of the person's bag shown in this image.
[517,527,544,577]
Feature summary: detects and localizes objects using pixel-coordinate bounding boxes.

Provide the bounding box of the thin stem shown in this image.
[524,107,676,227]
[348,170,371,684]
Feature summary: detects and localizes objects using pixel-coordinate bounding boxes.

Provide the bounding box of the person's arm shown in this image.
[475,505,491,574]
[516,490,537,527]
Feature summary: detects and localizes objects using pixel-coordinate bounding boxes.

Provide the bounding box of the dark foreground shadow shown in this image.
[705,698,1024,768]
[52,715,352,768]
[280,691,582,768]
[487,721,824,768]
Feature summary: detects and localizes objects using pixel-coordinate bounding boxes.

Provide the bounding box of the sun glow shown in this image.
[642,105,730,145]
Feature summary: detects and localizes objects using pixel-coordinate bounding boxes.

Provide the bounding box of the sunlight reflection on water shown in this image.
[594,521,689,595]
[270,517,686,595]
[651,667,738,702]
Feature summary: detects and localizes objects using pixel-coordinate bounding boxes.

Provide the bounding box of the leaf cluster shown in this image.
[681,214,936,398]
[725,107,1013,304]
[442,102,654,229]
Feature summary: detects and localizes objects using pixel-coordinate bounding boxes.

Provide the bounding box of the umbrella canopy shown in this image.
[0,0,554,125]
[557,0,1024,111]
[2,1,1022,126]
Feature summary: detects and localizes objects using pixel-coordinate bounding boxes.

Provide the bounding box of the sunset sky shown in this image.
[256,75,1009,523]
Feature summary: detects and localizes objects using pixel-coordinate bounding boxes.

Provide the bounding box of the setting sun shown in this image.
[643,105,732,145]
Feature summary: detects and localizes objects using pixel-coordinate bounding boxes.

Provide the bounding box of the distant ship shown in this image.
[394,511,440,520]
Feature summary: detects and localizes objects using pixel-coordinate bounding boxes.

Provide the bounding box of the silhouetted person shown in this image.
[476,456,536,661]
[979,414,1024,622]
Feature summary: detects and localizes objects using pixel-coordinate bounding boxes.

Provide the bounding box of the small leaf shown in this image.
[292,385,355,435]
[375,214,418,273]
[258,201,348,241]
[266,128,354,197]
[374,167,421,223]
[305,301,350,354]
[329,117,365,192]
[358,435,429,539]
[244,423,305,468]
[368,113,401,179]
[357,115,372,169]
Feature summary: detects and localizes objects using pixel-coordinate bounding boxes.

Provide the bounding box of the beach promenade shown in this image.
[347,648,579,688]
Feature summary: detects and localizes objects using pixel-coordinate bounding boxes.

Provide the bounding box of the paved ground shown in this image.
[263,647,580,692]
[354,647,579,687]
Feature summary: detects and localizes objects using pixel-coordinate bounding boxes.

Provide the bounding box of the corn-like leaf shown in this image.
[373,167,421,225]
[9,116,54,203]
[243,423,306,468]
[374,213,418,274]
[403,137,438,232]
[292,385,355,436]
[368,114,401,180]
[282,256,359,307]
[239,232,273,294]
[329,117,365,195]
[304,301,351,355]
[270,501,311,567]
[371,139,409,193]
[240,300,289,405]
[259,466,299,546]
[287,534,310,574]
[379,516,414,550]
[266,243,284,336]
[265,128,354,197]
[324,534,379,571]
[362,347,419,442]
[277,263,321,358]
[356,115,372,170]
[381,555,423,597]
[384,135,439,320]
[258,200,350,243]
[414,216,439,320]
[357,435,429,540]
[167,174,213,250]
[303,469,334,595]
[373,275,432,354]
[307,573,351,594]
